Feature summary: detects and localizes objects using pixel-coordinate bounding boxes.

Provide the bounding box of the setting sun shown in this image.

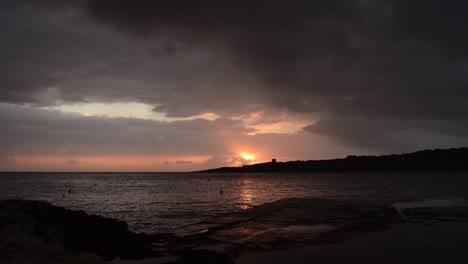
[240,152,256,161]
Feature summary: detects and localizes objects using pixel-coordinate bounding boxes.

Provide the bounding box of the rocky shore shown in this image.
[0,199,159,263]
[2,198,468,263]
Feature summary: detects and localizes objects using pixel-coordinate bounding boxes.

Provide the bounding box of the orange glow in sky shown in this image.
[8,155,212,172]
[240,152,256,162]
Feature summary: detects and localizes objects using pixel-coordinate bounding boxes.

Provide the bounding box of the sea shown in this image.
[1,172,468,234]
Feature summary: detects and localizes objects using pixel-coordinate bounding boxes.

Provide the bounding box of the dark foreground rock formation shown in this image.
[0,200,154,262]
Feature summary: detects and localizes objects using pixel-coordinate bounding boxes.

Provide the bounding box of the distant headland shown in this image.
[198,147,468,173]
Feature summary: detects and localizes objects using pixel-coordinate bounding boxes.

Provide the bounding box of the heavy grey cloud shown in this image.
[0,0,265,117]
[302,116,468,153]
[82,0,468,149]
[2,0,468,155]
[83,1,468,99]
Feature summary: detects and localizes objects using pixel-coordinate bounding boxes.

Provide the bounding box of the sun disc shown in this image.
[240,152,255,161]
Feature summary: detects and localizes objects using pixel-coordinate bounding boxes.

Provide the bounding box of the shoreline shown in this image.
[2,198,468,263]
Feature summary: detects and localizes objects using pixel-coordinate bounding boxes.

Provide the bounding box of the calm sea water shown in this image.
[1,172,468,233]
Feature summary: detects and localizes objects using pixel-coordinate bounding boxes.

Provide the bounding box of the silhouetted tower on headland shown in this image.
[272,158,277,164]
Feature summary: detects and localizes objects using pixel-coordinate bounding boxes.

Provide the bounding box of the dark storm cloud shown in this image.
[0,0,111,104]
[0,0,266,117]
[83,0,468,91]
[84,0,378,88]
[302,116,468,153]
[2,0,468,153]
[82,0,468,148]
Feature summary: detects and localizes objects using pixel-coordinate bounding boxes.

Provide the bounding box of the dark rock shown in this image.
[0,200,150,261]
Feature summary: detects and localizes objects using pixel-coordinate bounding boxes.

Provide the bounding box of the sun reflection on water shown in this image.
[240,178,255,210]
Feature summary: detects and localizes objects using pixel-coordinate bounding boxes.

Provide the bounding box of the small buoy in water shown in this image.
[68,189,71,194]
[220,188,223,195]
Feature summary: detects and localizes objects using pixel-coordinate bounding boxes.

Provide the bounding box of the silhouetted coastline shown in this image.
[199,147,468,173]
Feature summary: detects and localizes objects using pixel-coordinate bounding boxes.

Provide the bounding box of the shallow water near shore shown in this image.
[1,172,468,233]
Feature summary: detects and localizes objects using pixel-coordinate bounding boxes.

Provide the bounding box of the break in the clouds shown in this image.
[0,104,361,171]
[1,1,468,170]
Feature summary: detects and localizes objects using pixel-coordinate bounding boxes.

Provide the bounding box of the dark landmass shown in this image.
[199,147,468,173]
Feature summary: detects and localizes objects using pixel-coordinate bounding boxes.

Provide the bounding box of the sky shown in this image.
[2,0,468,171]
